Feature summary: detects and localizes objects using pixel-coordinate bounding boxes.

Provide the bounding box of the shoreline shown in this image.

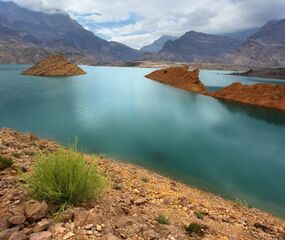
[1,128,285,239]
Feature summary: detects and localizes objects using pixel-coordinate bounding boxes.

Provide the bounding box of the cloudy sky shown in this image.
[7,0,285,49]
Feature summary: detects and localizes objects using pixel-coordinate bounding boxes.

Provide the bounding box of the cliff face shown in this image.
[212,82,285,111]
[22,55,86,76]
[145,66,207,94]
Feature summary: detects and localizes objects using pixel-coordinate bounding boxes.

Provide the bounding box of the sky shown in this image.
[5,0,285,49]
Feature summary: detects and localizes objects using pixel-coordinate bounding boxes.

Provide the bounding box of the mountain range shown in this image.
[1,1,285,67]
[220,18,285,67]
[140,35,178,53]
[140,31,241,62]
[0,1,139,64]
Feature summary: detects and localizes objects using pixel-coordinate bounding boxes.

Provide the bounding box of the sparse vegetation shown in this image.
[112,182,123,190]
[141,176,150,183]
[155,214,170,225]
[0,155,13,170]
[194,211,208,220]
[185,223,206,236]
[24,146,106,205]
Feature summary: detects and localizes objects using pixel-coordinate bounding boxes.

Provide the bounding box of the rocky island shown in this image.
[22,55,86,76]
[1,128,285,240]
[146,67,285,112]
[145,66,207,94]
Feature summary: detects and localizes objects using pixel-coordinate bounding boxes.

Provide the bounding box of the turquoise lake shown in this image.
[1,64,285,217]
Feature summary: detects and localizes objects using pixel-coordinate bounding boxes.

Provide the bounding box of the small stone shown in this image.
[74,211,88,227]
[29,231,52,240]
[33,219,52,233]
[9,215,26,225]
[96,225,102,232]
[86,230,93,235]
[102,234,118,240]
[63,232,74,240]
[134,198,148,205]
[84,224,93,230]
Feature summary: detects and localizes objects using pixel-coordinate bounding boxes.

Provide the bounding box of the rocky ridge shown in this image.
[22,55,86,76]
[1,128,285,239]
[211,82,285,111]
[145,66,207,94]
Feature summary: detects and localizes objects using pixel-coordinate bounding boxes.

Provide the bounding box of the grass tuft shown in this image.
[185,223,206,236]
[24,146,106,205]
[0,155,13,170]
[155,214,170,225]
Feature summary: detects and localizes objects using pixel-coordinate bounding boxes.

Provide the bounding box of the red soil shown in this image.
[145,66,208,94]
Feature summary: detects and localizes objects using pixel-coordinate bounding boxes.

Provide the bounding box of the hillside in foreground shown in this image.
[0,128,285,240]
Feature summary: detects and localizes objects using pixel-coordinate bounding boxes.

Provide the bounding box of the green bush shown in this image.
[155,214,170,225]
[185,223,206,236]
[0,155,12,170]
[25,146,106,205]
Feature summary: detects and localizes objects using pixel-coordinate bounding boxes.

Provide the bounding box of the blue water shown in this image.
[1,64,285,217]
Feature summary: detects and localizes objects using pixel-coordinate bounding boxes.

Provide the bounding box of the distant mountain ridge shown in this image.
[222,28,260,41]
[0,1,140,64]
[140,35,178,53]
[141,31,240,62]
[221,18,285,67]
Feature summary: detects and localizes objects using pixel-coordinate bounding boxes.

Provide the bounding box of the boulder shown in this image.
[8,231,26,240]
[23,200,48,222]
[0,227,19,240]
[0,213,13,231]
[8,215,26,225]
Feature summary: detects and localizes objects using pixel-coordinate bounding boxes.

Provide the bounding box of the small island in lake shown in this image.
[145,65,207,94]
[22,55,86,76]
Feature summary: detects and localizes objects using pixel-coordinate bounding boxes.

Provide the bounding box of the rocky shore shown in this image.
[1,128,285,240]
[230,68,285,80]
[22,55,86,76]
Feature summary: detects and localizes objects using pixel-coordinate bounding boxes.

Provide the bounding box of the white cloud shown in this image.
[7,0,285,49]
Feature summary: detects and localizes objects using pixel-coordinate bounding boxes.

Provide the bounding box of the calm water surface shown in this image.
[1,65,285,217]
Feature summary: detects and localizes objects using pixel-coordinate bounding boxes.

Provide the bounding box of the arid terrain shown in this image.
[1,128,285,240]
[145,66,207,94]
[145,66,285,112]
[22,55,86,76]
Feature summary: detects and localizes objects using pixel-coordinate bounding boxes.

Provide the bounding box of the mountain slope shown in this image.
[220,19,285,67]
[0,1,140,64]
[140,35,178,53]
[141,31,240,62]
[222,28,260,41]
